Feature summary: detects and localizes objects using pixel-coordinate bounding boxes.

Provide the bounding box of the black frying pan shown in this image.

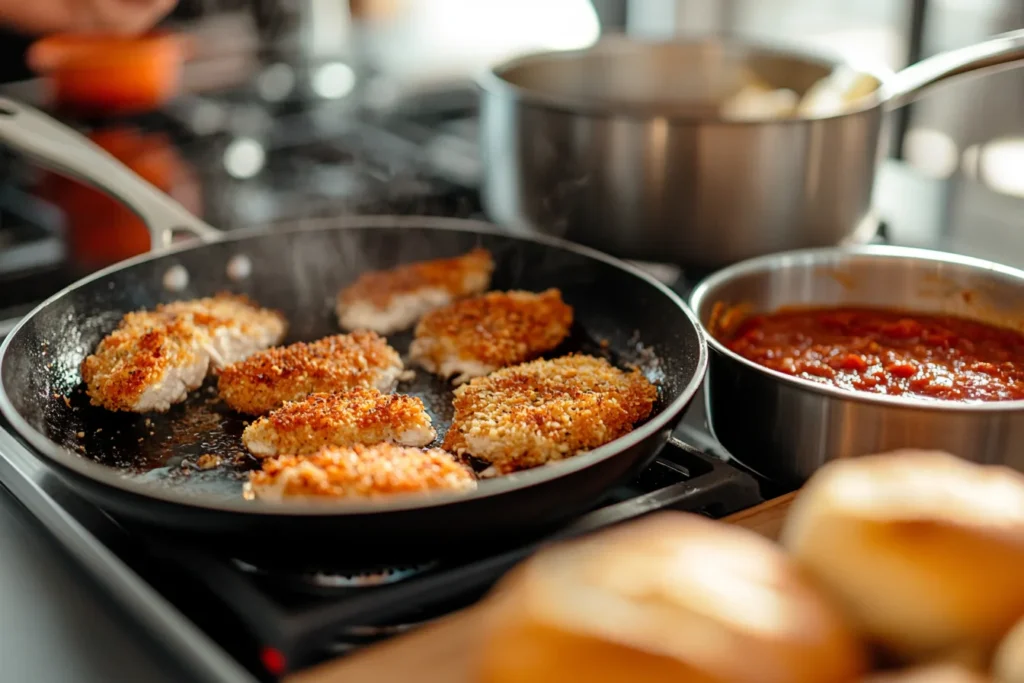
[0,98,707,566]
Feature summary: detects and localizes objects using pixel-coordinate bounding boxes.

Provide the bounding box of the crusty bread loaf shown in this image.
[861,663,991,683]
[994,615,1024,683]
[781,450,1024,663]
[476,512,866,683]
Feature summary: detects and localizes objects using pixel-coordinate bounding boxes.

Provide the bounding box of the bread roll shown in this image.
[861,663,990,683]
[994,615,1024,683]
[476,512,866,683]
[781,450,1024,662]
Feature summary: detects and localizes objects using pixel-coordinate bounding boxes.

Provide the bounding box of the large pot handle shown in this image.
[0,97,222,249]
[884,28,1024,110]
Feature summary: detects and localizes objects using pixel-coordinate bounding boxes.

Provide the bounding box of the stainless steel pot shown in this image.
[688,246,1024,485]
[479,30,1024,270]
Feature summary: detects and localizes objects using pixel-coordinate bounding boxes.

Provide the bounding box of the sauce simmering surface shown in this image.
[722,306,1024,402]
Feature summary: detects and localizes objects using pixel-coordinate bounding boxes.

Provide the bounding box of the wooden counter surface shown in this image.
[287,492,799,683]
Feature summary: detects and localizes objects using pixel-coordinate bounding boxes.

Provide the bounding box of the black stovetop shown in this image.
[0,91,778,682]
[0,385,769,682]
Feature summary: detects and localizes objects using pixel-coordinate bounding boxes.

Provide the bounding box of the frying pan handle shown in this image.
[884,28,1024,110]
[0,97,222,249]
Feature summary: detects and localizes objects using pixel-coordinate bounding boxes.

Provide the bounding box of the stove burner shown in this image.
[329,620,433,648]
[305,565,439,589]
[340,623,425,637]
[232,558,438,590]
[325,611,444,655]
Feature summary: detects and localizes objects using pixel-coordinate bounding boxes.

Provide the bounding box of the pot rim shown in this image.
[689,244,1024,413]
[475,35,891,124]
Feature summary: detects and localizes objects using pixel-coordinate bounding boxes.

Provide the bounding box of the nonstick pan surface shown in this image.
[0,99,706,565]
[0,218,707,564]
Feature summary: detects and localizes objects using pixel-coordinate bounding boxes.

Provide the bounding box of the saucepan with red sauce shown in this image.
[689,245,1024,484]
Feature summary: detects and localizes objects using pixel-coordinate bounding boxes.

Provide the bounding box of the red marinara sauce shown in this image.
[722,306,1024,402]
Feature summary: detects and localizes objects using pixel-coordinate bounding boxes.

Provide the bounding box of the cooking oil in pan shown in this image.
[45,320,664,500]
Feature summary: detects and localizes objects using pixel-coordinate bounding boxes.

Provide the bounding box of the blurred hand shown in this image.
[0,0,177,36]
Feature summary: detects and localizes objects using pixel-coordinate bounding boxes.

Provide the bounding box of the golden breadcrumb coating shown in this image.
[81,293,286,413]
[247,444,477,500]
[157,292,284,334]
[410,288,573,384]
[338,247,494,310]
[217,331,405,415]
[443,354,657,474]
[159,293,287,366]
[242,388,436,457]
[81,311,207,412]
[336,248,495,334]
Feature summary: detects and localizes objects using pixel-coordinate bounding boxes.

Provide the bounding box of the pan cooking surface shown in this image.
[2,224,697,506]
[51,322,662,499]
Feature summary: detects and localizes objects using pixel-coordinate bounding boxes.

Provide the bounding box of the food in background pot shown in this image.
[718,306,1024,402]
[719,80,800,120]
[797,67,879,118]
[718,66,879,121]
[780,450,1024,663]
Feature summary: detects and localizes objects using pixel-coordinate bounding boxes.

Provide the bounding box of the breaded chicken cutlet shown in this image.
[82,294,286,413]
[82,311,208,413]
[336,248,494,334]
[246,443,476,501]
[443,355,657,474]
[159,294,287,370]
[242,388,436,458]
[409,288,573,385]
[217,331,406,415]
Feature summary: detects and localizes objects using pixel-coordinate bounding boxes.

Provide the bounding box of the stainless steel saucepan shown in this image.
[689,246,1024,485]
[479,30,1024,270]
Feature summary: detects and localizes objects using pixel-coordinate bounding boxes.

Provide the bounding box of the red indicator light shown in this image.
[260,646,287,676]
